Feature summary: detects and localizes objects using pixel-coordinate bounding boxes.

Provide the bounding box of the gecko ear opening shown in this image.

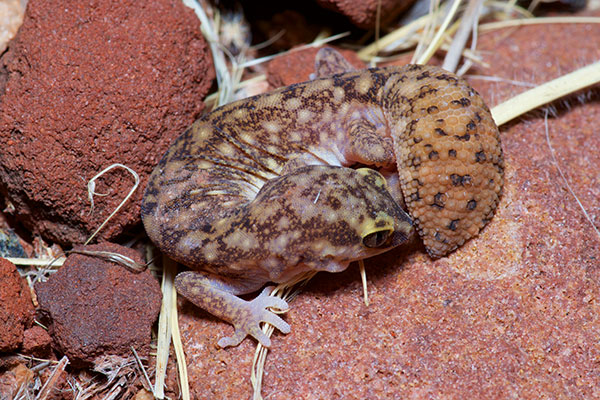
[362,229,393,248]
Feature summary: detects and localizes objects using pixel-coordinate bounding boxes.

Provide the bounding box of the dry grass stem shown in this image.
[413,0,442,63]
[479,16,600,32]
[85,163,140,245]
[358,15,429,60]
[359,259,370,306]
[131,347,154,394]
[7,256,66,267]
[443,0,483,73]
[240,32,351,69]
[17,354,60,365]
[491,61,600,126]
[37,356,69,400]
[465,74,536,88]
[183,0,239,107]
[153,255,178,399]
[171,281,191,400]
[416,0,463,64]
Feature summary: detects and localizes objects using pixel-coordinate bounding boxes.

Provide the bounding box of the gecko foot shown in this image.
[218,286,290,348]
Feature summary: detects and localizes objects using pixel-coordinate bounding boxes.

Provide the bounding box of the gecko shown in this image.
[141,48,504,348]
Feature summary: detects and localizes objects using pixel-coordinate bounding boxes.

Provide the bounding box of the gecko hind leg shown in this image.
[175,271,290,348]
[311,46,357,78]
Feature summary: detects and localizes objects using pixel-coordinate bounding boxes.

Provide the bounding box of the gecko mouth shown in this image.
[362,229,393,248]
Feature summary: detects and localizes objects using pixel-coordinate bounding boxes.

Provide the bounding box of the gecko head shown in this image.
[348,168,414,258]
[305,167,414,272]
[251,165,414,274]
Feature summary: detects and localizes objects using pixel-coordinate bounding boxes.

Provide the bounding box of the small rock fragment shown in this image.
[35,243,161,368]
[22,325,52,358]
[0,228,27,258]
[0,258,34,352]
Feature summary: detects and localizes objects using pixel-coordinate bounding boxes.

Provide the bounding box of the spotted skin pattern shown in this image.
[142,48,503,347]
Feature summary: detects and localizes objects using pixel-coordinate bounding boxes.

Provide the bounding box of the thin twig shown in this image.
[543,111,600,241]
[85,164,139,245]
[131,347,154,394]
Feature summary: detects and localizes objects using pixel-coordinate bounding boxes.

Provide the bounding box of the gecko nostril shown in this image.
[362,229,392,248]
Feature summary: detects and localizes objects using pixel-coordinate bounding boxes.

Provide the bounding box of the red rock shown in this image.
[0,364,33,399]
[316,0,415,28]
[0,258,34,352]
[254,9,324,52]
[0,0,214,245]
[179,20,600,399]
[468,17,600,107]
[22,326,52,358]
[266,46,366,88]
[35,243,161,368]
[0,369,18,399]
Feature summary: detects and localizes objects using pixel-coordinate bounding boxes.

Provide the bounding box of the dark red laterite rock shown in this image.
[315,0,415,28]
[0,0,214,245]
[266,46,366,88]
[0,258,34,352]
[35,243,161,368]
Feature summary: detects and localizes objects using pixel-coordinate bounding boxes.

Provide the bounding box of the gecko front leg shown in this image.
[175,272,290,348]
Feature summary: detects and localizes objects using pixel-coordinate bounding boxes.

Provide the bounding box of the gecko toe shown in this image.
[260,312,291,334]
[262,296,289,311]
[250,328,273,348]
[218,329,246,348]
[255,286,289,311]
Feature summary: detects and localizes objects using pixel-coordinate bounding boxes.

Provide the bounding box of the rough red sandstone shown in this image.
[180,20,600,399]
[0,0,214,245]
[35,243,161,368]
[0,258,34,352]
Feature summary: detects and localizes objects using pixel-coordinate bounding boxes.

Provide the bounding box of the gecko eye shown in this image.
[362,229,392,248]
